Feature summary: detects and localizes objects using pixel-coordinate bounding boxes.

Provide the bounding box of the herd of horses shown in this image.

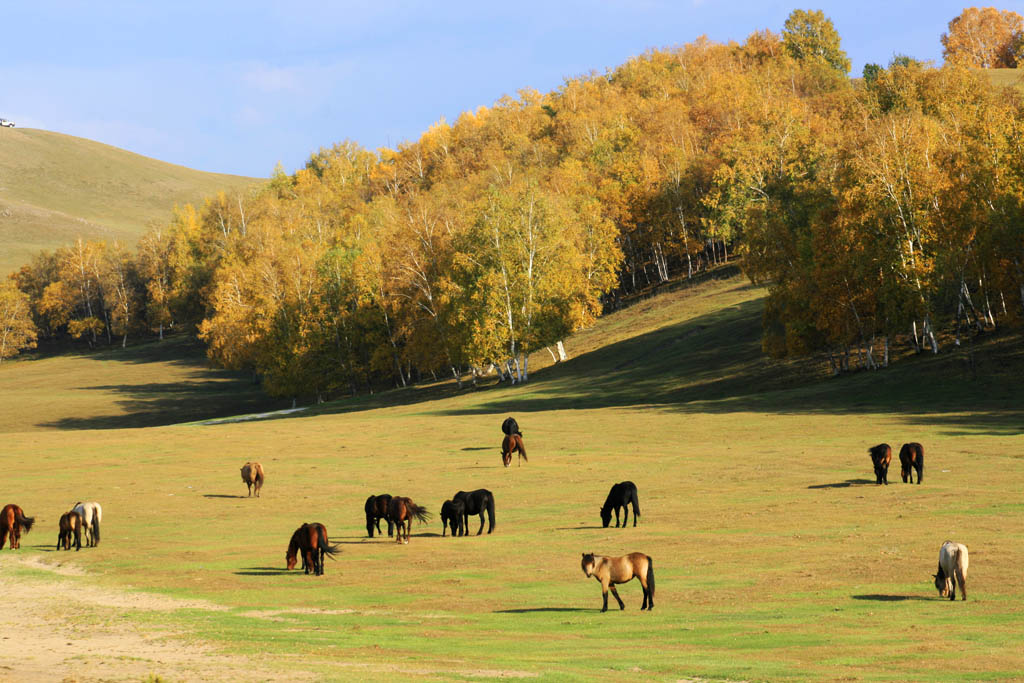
[0,424,969,609]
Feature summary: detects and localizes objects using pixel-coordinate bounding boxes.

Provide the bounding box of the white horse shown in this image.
[72,501,102,547]
[934,540,969,601]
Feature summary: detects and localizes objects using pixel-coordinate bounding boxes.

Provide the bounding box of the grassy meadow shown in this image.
[1,274,1023,681]
[0,128,258,274]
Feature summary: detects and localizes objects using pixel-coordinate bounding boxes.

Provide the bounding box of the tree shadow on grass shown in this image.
[851,594,933,602]
[555,526,606,531]
[494,607,598,613]
[807,479,875,489]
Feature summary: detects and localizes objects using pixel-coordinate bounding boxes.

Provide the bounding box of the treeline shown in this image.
[4,9,1024,392]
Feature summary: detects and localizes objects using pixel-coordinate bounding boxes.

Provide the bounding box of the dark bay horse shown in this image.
[365,493,394,538]
[581,552,655,612]
[0,504,35,550]
[453,489,495,535]
[57,511,83,551]
[440,499,465,537]
[501,433,527,467]
[868,444,892,485]
[899,443,924,484]
[388,497,431,544]
[501,416,522,437]
[286,523,339,576]
[600,481,640,528]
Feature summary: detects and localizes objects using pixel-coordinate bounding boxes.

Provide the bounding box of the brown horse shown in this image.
[57,511,83,551]
[285,522,339,576]
[365,493,393,538]
[581,552,654,612]
[868,444,892,485]
[0,504,35,550]
[388,497,431,544]
[241,462,265,497]
[501,433,527,467]
[899,442,924,484]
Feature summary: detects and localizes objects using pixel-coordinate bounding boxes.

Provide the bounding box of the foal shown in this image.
[57,510,83,551]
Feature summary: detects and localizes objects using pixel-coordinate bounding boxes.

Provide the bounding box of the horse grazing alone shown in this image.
[365,493,394,538]
[0,504,35,550]
[72,501,102,547]
[57,511,83,551]
[600,481,641,528]
[899,443,924,484]
[241,462,265,497]
[581,552,654,612]
[286,523,339,576]
[453,489,495,535]
[388,497,431,544]
[440,499,465,537]
[934,540,969,601]
[868,444,892,485]
[501,433,527,467]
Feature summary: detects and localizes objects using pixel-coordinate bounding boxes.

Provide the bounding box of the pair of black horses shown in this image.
[365,489,496,539]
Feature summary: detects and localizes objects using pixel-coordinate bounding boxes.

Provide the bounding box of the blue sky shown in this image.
[2,1,1020,177]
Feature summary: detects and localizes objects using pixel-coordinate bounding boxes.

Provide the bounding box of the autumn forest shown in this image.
[3,8,1024,400]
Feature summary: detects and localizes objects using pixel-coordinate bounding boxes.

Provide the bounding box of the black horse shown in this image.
[899,442,924,484]
[440,498,465,537]
[501,417,522,437]
[364,494,394,538]
[452,489,495,535]
[600,481,641,528]
[868,444,892,485]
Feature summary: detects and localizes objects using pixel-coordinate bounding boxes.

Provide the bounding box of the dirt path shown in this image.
[0,555,313,682]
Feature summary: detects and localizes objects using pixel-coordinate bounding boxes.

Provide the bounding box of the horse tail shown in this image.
[408,502,432,524]
[91,516,100,545]
[632,489,641,521]
[646,556,655,599]
[517,435,527,462]
[17,511,34,534]
[486,494,496,532]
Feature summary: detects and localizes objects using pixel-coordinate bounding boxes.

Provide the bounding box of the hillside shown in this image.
[982,67,1024,90]
[0,128,259,274]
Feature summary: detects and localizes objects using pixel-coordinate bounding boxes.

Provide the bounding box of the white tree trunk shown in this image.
[545,346,557,363]
[523,354,529,382]
[556,340,567,361]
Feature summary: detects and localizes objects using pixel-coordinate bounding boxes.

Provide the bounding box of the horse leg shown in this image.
[477,513,485,536]
[610,585,625,610]
[622,506,629,528]
[601,581,610,612]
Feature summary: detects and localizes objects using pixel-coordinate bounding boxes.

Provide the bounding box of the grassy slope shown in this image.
[1,274,1022,681]
[981,68,1024,90]
[0,128,258,274]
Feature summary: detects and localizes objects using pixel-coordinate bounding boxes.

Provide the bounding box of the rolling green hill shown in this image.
[0,128,259,275]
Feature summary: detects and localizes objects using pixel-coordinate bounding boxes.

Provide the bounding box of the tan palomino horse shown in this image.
[241,462,265,497]
[581,552,654,612]
[934,540,969,601]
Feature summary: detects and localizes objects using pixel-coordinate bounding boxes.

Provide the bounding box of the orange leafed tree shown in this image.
[941,6,1024,68]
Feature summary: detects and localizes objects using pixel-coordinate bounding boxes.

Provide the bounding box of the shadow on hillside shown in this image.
[202,494,248,499]
[494,607,598,613]
[234,567,290,576]
[851,594,932,602]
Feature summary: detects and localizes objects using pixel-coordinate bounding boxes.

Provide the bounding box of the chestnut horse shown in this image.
[0,504,34,550]
[581,552,655,612]
[57,511,83,551]
[286,523,339,576]
[501,433,527,467]
[241,462,265,497]
[899,442,924,484]
[868,444,892,485]
[388,497,431,544]
[364,493,393,538]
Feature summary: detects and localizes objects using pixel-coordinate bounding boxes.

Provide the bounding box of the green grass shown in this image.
[1,273,1022,680]
[0,128,259,275]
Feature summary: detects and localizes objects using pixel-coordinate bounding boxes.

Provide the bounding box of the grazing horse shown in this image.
[286,523,339,576]
[934,540,969,601]
[868,444,892,485]
[501,433,527,467]
[501,416,522,437]
[899,443,924,484]
[0,504,35,550]
[440,499,465,537]
[364,493,394,538]
[57,511,83,551]
[241,462,265,497]
[581,552,655,612]
[600,481,641,528]
[453,489,495,535]
[388,497,431,544]
[72,501,102,547]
